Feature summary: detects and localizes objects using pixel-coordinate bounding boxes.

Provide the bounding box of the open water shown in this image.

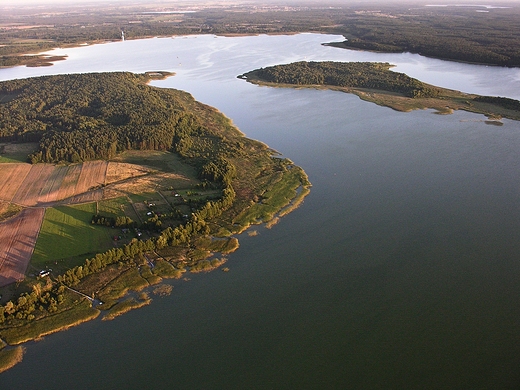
[1,34,520,389]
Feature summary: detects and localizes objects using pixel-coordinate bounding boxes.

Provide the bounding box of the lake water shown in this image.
[1,34,520,389]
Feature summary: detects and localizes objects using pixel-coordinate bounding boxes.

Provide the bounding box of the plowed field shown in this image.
[12,164,55,206]
[0,208,45,287]
[0,161,109,207]
[0,164,32,202]
[75,161,108,195]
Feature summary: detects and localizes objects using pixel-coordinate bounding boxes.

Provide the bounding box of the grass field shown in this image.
[97,197,130,218]
[0,143,37,164]
[31,203,115,267]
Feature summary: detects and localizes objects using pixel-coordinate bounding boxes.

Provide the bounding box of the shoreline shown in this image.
[323,41,517,69]
[241,67,520,122]
[2,32,518,71]
[0,71,312,373]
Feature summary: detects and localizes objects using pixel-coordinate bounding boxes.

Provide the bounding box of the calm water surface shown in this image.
[1,34,520,389]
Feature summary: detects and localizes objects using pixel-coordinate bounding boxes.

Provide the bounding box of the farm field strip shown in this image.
[1,161,110,206]
[0,208,45,287]
[57,164,82,200]
[38,165,69,204]
[70,189,103,204]
[75,161,108,194]
[0,164,32,202]
[12,165,54,206]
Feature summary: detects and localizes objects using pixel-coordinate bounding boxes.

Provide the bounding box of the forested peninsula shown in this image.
[240,61,520,121]
[0,72,310,371]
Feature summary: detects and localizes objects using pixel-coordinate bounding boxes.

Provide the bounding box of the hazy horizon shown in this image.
[4,0,517,6]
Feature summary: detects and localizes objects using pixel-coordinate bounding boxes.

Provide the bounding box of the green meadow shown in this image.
[32,203,115,267]
[97,197,130,217]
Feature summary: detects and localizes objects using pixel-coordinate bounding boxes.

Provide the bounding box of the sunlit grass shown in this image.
[32,203,114,266]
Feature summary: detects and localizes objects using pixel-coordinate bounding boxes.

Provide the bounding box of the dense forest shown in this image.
[0,72,237,185]
[241,61,439,98]
[1,3,520,68]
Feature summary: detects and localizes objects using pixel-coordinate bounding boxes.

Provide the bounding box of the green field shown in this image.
[0,143,38,163]
[114,150,199,180]
[0,156,24,163]
[97,197,130,218]
[32,203,116,267]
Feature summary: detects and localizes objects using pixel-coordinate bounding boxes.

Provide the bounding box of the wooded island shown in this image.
[240,61,520,121]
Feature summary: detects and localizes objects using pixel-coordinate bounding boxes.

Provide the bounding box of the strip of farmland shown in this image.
[75,161,108,194]
[57,164,82,200]
[0,164,32,203]
[38,165,69,204]
[12,165,55,206]
[3,161,109,206]
[0,208,45,287]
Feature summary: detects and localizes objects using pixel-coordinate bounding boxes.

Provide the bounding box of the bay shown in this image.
[1,34,520,389]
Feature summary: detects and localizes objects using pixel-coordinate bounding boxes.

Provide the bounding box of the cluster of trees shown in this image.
[91,214,135,228]
[0,282,65,324]
[244,61,439,98]
[143,214,163,232]
[199,156,237,187]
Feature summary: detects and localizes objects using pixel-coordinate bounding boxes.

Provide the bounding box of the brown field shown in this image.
[106,162,151,184]
[56,164,82,200]
[12,164,55,206]
[75,161,108,195]
[38,165,69,204]
[0,164,32,202]
[0,208,45,287]
[0,161,109,207]
[70,189,104,204]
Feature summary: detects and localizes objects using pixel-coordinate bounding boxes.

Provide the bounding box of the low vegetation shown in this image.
[0,346,24,374]
[0,202,22,223]
[102,296,152,321]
